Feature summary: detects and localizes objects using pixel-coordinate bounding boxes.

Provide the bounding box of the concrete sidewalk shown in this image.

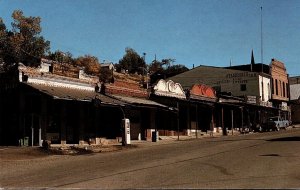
[130,132,225,148]
[131,124,300,147]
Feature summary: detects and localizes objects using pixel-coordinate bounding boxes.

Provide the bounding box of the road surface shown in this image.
[1,129,300,189]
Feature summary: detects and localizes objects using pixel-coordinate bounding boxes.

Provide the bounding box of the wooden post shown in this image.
[31,114,34,147]
[231,110,234,135]
[177,101,180,141]
[196,104,198,139]
[210,108,214,137]
[222,107,227,136]
[187,102,191,136]
[241,107,244,134]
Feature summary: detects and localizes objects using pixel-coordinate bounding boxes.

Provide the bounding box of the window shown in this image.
[268,83,271,99]
[275,79,278,95]
[261,81,264,101]
[286,83,289,98]
[279,80,282,96]
[282,82,285,97]
[240,84,246,91]
[271,78,274,94]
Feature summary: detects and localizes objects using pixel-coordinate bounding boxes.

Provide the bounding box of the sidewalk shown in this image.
[130,132,225,148]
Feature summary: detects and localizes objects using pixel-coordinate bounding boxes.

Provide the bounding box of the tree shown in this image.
[148,59,163,74]
[48,50,74,64]
[117,47,146,74]
[149,59,189,85]
[3,10,50,66]
[165,64,189,76]
[74,55,101,75]
[161,58,176,68]
[0,18,7,63]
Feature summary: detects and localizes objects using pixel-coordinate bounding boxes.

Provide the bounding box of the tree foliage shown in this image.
[0,10,50,66]
[48,50,74,64]
[149,58,189,85]
[117,47,146,74]
[0,18,7,63]
[74,55,101,75]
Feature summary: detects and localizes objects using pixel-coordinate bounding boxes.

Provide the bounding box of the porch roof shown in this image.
[24,83,125,105]
[112,95,168,109]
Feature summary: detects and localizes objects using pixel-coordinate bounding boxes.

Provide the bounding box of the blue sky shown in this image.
[0,0,299,76]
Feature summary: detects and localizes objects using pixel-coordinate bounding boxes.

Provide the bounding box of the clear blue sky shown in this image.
[1,0,299,76]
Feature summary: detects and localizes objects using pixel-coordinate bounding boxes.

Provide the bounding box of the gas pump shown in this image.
[122,118,130,145]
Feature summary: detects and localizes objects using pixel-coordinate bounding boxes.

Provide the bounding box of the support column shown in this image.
[231,110,234,135]
[241,107,244,133]
[210,107,215,137]
[177,101,180,141]
[60,102,67,145]
[31,114,34,147]
[196,104,198,139]
[222,107,227,136]
[187,103,191,136]
[79,103,85,145]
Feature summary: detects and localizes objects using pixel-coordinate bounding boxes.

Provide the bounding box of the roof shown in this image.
[24,83,125,105]
[112,95,168,108]
[224,63,270,74]
[25,82,96,101]
[188,84,217,103]
[289,76,300,85]
[168,65,261,89]
[290,84,300,100]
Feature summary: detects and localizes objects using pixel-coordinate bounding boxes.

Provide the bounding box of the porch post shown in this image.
[241,107,244,133]
[231,110,234,135]
[177,101,180,141]
[196,104,198,139]
[60,102,67,145]
[31,114,34,146]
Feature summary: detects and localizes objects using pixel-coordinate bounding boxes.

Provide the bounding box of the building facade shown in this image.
[270,59,289,109]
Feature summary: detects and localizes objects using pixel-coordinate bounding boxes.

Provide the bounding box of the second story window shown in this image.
[275,79,278,95]
[283,82,286,97]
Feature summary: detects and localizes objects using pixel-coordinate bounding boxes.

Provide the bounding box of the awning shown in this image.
[111,94,169,109]
[23,83,126,106]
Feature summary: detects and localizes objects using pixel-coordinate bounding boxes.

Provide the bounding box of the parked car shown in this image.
[262,116,289,131]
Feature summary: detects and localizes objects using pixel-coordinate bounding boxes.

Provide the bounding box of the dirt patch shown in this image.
[0,147,50,161]
[0,144,138,161]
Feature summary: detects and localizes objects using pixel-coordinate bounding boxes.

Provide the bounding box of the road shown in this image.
[1,129,300,189]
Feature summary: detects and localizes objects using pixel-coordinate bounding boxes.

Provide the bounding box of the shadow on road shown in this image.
[267,136,300,141]
[259,154,280,157]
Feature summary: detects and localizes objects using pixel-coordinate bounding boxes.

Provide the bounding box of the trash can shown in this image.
[24,137,29,146]
[152,131,159,142]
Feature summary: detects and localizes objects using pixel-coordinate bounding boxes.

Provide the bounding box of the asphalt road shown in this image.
[1,129,300,189]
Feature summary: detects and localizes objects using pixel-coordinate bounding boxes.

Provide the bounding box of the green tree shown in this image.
[117,47,146,74]
[6,10,50,66]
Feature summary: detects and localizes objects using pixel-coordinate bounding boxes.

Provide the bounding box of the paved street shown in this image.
[1,128,300,189]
